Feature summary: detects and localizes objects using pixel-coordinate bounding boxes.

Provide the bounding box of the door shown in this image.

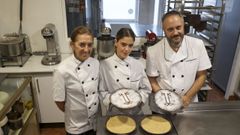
[35,75,64,123]
[211,0,240,92]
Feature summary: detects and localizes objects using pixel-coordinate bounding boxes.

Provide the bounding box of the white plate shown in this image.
[155,89,182,112]
[110,89,141,109]
[0,91,9,104]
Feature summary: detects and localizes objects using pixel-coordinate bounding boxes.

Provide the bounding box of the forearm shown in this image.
[183,70,207,106]
[55,101,65,112]
[148,76,161,93]
[185,71,207,98]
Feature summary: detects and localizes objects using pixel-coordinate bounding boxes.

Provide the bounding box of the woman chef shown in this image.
[53,26,99,135]
[99,28,152,115]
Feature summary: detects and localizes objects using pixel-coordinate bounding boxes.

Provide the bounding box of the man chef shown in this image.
[53,26,99,135]
[146,11,212,113]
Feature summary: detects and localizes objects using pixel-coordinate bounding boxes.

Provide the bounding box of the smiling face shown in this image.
[115,36,134,60]
[163,14,184,48]
[70,34,93,62]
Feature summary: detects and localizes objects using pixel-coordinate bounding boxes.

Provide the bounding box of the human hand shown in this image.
[182,95,191,107]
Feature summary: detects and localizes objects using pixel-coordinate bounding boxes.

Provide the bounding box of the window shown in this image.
[102,0,138,22]
[64,0,165,37]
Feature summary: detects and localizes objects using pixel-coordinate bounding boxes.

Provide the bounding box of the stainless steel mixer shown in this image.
[97,27,115,60]
[41,23,61,65]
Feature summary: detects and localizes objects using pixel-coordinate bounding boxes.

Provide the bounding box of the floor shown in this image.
[39,83,229,135]
[40,128,65,135]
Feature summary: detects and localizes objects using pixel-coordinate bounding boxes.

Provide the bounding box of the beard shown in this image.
[167,34,184,49]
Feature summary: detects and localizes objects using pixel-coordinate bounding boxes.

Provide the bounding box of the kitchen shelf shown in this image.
[0,77,30,120]
[0,76,39,135]
[8,108,33,135]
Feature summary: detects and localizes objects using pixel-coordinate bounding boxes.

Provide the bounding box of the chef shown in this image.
[146,11,212,113]
[99,28,152,115]
[53,26,99,135]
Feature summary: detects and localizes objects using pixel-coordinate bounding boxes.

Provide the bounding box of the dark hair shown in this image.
[162,10,183,23]
[116,28,135,42]
[70,26,93,42]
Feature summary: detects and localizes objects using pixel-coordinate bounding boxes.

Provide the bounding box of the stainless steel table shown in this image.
[172,101,240,135]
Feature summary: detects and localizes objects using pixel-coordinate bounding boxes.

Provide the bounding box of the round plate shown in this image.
[141,115,172,134]
[110,89,141,109]
[106,115,136,134]
[0,91,9,105]
[155,89,182,112]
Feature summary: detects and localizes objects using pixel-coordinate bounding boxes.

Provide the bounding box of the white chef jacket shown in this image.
[53,55,99,134]
[99,53,151,115]
[146,35,212,113]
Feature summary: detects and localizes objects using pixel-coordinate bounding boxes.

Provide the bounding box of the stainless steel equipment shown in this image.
[0,0,31,67]
[97,27,115,59]
[0,33,31,67]
[41,23,61,65]
[142,30,159,59]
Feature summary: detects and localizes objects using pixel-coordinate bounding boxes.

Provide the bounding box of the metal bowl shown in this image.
[155,89,183,112]
[110,89,142,110]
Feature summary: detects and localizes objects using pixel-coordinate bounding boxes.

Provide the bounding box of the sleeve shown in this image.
[138,69,152,104]
[53,69,66,102]
[146,47,159,77]
[198,41,212,71]
[98,63,111,107]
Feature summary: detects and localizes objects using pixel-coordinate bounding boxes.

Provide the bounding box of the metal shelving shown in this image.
[166,0,225,76]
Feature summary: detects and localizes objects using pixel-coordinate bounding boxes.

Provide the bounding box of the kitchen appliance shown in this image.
[97,27,115,60]
[41,23,61,65]
[0,0,31,67]
[142,30,159,59]
[0,33,31,67]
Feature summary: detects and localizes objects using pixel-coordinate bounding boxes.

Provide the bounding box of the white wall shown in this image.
[0,0,147,54]
[225,34,240,99]
[0,0,71,53]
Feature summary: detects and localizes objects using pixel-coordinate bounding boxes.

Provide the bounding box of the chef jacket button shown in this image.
[77,67,80,70]
[126,64,129,67]
[88,64,90,67]
[180,60,184,62]
[82,81,84,84]
[88,107,91,109]
[94,102,97,105]
[172,75,175,78]
[92,91,95,94]
[92,77,94,80]
[86,94,88,97]
[115,65,117,68]
[127,77,130,80]
[116,79,119,82]
[173,89,176,92]
[181,75,184,78]
[182,89,184,91]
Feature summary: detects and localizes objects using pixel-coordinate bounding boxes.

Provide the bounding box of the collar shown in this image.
[71,54,82,66]
[164,36,188,63]
[112,53,130,66]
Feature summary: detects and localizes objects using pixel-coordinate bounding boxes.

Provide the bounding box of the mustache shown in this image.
[172,34,181,38]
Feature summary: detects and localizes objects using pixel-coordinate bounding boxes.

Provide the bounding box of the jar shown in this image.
[0,117,9,135]
[6,111,23,130]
